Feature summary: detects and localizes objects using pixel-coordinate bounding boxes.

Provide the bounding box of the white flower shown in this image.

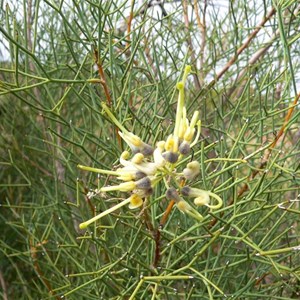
[181,186,223,210]
[183,161,200,180]
[153,141,166,167]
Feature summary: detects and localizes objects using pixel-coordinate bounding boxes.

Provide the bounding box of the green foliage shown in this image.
[1,0,300,299]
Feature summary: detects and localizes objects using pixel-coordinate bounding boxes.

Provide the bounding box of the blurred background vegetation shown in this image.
[1,0,300,299]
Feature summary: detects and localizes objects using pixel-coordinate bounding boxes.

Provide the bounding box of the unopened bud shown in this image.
[132,153,144,164]
[163,151,179,164]
[179,141,191,155]
[194,193,210,206]
[135,171,147,180]
[141,144,154,156]
[153,142,166,167]
[183,161,200,180]
[166,187,181,202]
[181,186,192,197]
[135,177,152,190]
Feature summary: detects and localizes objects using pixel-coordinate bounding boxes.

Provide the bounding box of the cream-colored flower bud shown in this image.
[183,161,200,180]
[181,186,211,206]
[194,192,210,206]
[189,111,199,129]
[116,168,146,181]
[116,165,140,181]
[121,151,130,159]
[128,194,143,209]
[132,153,144,164]
[119,131,142,148]
[165,135,175,152]
[178,109,188,139]
[153,141,166,167]
[182,187,222,210]
[118,131,153,155]
[116,172,135,181]
[120,151,131,167]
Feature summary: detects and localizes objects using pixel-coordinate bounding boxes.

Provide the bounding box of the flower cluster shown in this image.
[78,66,222,229]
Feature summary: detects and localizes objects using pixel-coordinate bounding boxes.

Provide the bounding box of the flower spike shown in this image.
[78,65,222,229]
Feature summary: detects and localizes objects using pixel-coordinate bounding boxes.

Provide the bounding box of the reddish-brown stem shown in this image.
[153,179,186,267]
[143,34,157,76]
[93,49,112,107]
[210,91,300,228]
[93,49,122,147]
[255,272,271,286]
[127,0,135,47]
[30,239,60,300]
[153,200,176,268]
[240,91,300,197]
[207,7,276,88]
[268,92,300,150]
[153,229,161,268]
[160,200,175,228]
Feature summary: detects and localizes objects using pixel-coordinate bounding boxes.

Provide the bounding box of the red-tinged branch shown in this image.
[208,7,276,88]
[93,48,112,107]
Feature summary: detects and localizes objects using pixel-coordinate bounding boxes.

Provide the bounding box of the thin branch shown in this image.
[207,7,276,89]
[127,0,135,47]
[93,48,112,107]
[183,0,201,90]
[30,239,60,300]
[0,269,8,300]
[194,0,207,86]
[210,91,300,228]
[227,5,300,98]
[226,34,276,98]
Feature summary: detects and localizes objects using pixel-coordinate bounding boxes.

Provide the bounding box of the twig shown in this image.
[227,4,300,98]
[226,34,276,98]
[153,179,185,267]
[143,34,157,76]
[210,91,300,228]
[160,200,175,228]
[194,0,207,86]
[239,91,300,197]
[93,48,112,107]
[153,199,175,268]
[93,49,122,147]
[21,151,53,177]
[127,0,135,47]
[153,229,161,268]
[183,0,201,90]
[207,7,276,89]
[30,239,60,300]
[0,269,8,300]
